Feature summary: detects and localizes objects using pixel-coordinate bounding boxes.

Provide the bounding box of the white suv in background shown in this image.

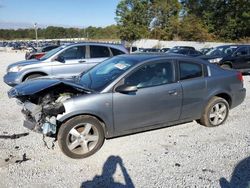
[4,42,128,86]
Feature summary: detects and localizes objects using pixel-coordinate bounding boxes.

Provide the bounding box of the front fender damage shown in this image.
[11,81,89,137]
[21,95,69,136]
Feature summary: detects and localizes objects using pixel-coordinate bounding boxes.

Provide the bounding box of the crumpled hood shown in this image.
[7,59,43,70]
[8,77,91,98]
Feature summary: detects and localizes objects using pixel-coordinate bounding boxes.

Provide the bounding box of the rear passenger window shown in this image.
[179,61,203,80]
[90,46,110,58]
[235,47,248,56]
[181,49,189,55]
[110,48,125,56]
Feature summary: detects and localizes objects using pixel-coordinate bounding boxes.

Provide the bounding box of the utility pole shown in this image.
[34,23,38,48]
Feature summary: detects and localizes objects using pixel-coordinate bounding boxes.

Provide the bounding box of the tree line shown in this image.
[116,0,250,43]
[0,25,119,40]
[0,0,249,42]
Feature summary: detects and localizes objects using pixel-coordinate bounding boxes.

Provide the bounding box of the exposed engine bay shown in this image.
[21,93,70,136]
[12,83,89,137]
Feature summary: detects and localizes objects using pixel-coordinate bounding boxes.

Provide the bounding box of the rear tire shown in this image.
[199,97,229,127]
[24,74,44,81]
[57,115,105,159]
[221,64,231,70]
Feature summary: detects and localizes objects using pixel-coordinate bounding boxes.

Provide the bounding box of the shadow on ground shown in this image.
[81,155,134,188]
[0,132,29,139]
[220,156,250,188]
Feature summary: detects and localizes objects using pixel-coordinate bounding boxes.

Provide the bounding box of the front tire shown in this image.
[57,115,105,159]
[24,74,44,81]
[199,97,229,127]
[221,64,231,70]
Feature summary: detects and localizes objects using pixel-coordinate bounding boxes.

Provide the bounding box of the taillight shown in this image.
[237,72,243,82]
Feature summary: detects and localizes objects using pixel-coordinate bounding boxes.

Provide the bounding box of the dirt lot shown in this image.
[0,52,249,188]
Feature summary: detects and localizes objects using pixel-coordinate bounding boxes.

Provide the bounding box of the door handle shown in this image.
[168,90,178,96]
[78,60,86,63]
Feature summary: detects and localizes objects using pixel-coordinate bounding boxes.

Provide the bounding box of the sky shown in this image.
[0,0,121,29]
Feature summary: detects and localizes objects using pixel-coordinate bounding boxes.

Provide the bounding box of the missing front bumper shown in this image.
[23,120,41,133]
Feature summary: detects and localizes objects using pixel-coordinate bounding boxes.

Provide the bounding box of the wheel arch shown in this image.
[202,91,232,115]
[221,61,233,68]
[201,91,232,115]
[22,71,48,81]
[215,93,232,108]
[57,113,109,138]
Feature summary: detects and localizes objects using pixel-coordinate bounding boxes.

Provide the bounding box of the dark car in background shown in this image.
[167,48,203,57]
[200,47,214,55]
[142,48,161,53]
[4,42,128,86]
[200,45,250,72]
[172,46,196,50]
[25,45,60,60]
[8,54,246,158]
[161,48,170,52]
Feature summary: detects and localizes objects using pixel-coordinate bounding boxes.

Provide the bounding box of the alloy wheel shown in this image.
[209,102,228,126]
[66,123,99,155]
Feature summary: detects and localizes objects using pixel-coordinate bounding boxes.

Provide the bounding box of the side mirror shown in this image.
[55,55,65,63]
[116,85,138,94]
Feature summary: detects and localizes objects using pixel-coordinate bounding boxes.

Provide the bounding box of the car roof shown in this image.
[216,44,250,48]
[62,42,127,51]
[116,53,209,66]
[41,45,59,49]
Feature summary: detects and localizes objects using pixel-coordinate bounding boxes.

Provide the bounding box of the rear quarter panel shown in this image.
[205,65,244,109]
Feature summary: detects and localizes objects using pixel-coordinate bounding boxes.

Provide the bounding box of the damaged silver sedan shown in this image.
[8,54,246,158]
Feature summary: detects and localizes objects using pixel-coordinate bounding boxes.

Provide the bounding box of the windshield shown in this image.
[206,46,238,56]
[79,56,138,92]
[39,46,64,60]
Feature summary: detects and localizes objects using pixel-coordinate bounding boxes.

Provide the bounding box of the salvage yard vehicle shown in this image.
[4,42,128,86]
[8,54,246,159]
[167,48,203,57]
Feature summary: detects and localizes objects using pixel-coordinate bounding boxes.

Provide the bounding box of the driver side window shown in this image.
[124,62,174,89]
[60,46,85,60]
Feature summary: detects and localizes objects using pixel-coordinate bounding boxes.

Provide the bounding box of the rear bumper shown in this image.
[231,88,246,109]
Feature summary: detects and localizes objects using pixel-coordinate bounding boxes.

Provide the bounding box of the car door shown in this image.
[231,46,250,69]
[52,45,86,76]
[113,60,182,133]
[83,45,111,70]
[178,60,207,120]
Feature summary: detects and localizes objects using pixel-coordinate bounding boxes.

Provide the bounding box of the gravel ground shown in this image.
[0,51,249,188]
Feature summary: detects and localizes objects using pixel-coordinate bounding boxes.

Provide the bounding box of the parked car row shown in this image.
[167,48,203,57]
[0,40,61,51]
[4,42,246,159]
[130,45,250,73]
[3,41,249,73]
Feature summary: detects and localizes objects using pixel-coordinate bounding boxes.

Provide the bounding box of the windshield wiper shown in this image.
[78,85,96,94]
